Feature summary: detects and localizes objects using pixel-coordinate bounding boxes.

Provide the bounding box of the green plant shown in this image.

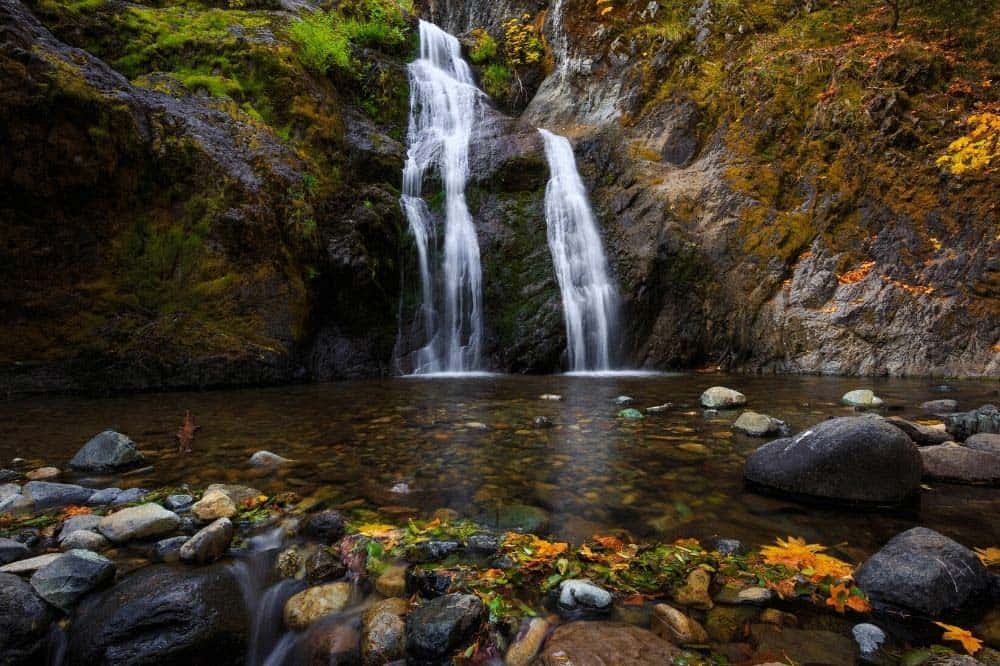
[469,28,497,64]
[481,63,511,100]
[288,11,352,73]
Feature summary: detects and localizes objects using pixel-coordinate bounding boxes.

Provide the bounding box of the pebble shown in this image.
[652,603,709,645]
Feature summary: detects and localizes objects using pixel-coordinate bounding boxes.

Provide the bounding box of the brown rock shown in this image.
[538,622,680,665]
[672,568,713,610]
[26,467,60,481]
[750,625,858,666]
[652,604,709,645]
[920,443,1000,485]
[191,490,237,521]
[375,565,407,598]
[505,617,551,666]
[284,582,352,631]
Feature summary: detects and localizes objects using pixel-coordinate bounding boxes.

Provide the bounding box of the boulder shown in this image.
[0,537,29,565]
[30,549,115,611]
[98,503,180,543]
[537,621,680,665]
[22,481,94,510]
[284,582,352,630]
[966,433,1000,456]
[920,443,1000,485]
[854,527,991,616]
[505,617,551,666]
[700,387,747,409]
[179,518,233,564]
[556,579,612,619]
[60,530,109,552]
[744,416,921,505]
[304,510,346,542]
[733,411,788,437]
[946,405,1000,441]
[69,430,145,473]
[362,597,408,665]
[0,572,54,663]
[66,564,250,666]
[886,417,951,446]
[191,490,237,521]
[842,389,883,408]
[921,399,958,415]
[405,593,484,661]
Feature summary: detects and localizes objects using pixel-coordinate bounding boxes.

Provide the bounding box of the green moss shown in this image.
[481,63,511,100]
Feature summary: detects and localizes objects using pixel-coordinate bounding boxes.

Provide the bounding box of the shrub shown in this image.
[469,28,497,64]
[288,11,352,74]
[481,63,511,100]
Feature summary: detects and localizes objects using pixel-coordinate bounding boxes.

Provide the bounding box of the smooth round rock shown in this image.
[966,433,1000,456]
[98,503,180,543]
[25,467,60,481]
[920,443,1000,485]
[191,490,237,521]
[852,623,887,660]
[179,518,233,564]
[60,530,110,552]
[733,411,787,437]
[842,389,883,408]
[164,494,194,511]
[0,537,29,565]
[505,617,551,666]
[69,430,146,473]
[86,488,122,506]
[557,579,612,618]
[284,582,352,630]
[700,387,747,409]
[22,481,93,510]
[111,488,148,506]
[362,597,408,665]
[249,451,290,466]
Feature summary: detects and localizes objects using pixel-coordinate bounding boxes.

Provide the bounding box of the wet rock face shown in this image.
[67,564,251,666]
[405,593,484,662]
[743,416,922,506]
[855,527,991,617]
[0,572,54,663]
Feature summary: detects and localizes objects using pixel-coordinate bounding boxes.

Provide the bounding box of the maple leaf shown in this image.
[826,583,850,613]
[766,578,797,599]
[810,553,854,581]
[845,594,871,613]
[62,505,92,518]
[176,411,200,454]
[528,537,567,561]
[760,536,826,569]
[974,546,1000,567]
[934,622,983,655]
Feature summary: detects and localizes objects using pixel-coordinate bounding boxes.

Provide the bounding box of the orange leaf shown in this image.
[594,535,625,551]
[934,622,983,655]
[62,505,92,518]
[826,583,849,613]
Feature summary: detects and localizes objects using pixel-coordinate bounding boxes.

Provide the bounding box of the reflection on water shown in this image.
[1,374,998,556]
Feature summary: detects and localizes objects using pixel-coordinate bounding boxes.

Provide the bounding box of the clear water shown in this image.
[2,374,997,557]
[398,21,487,374]
[540,129,620,372]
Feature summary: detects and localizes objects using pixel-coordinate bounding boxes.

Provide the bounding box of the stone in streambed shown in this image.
[0,537,28,564]
[0,493,32,515]
[191,489,237,521]
[743,416,921,505]
[249,450,290,466]
[841,389,883,408]
[22,481,93,510]
[284,582,352,630]
[852,623,887,662]
[672,568,713,610]
[750,625,857,666]
[305,547,346,583]
[0,572,54,663]
[375,565,407,598]
[0,483,19,501]
[700,386,746,409]
[855,527,990,617]
[946,404,1000,440]
[505,617,550,666]
[886,417,950,446]
[60,530,109,552]
[69,430,145,473]
[966,433,1000,456]
[466,534,498,554]
[110,487,148,506]
[618,408,644,420]
[25,467,60,481]
[557,579,612,619]
[86,487,121,506]
[66,563,250,665]
[922,399,958,414]
[920,443,1000,485]
[475,504,549,534]
[407,567,453,599]
[538,621,680,665]
[362,597,408,665]
[0,552,63,575]
[179,518,233,564]
[652,603,709,645]
[406,593,484,662]
[30,549,115,611]
[153,536,189,563]
[733,411,787,437]
[59,515,102,542]
[98,503,180,543]
[204,484,260,506]
[533,416,554,429]
[304,509,346,542]
[164,494,194,511]
[407,540,460,563]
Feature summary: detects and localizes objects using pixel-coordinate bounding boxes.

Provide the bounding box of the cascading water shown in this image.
[399,21,486,374]
[539,129,619,372]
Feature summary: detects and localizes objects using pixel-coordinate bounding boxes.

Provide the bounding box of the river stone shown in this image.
[59,514,102,541]
[99,503,180,543]
[750,625,857,666]
[304,509,346,542]
[538,621,680,665]
[69,430,146,473]
[743,416,921,505]
[0,483,18,501]
[302,620,360,665]
[733,411,787,437]
[0,493,33,515]
[249,450,290,466]
[60,530,109,552]
[920,443,1000,485]
[408,540,460,563]
[305,547,346,584]
[0,572,54,663]
[86,487,122,506]
[922,399,958,414]
[376,564,407,598]
[0,470,16,483]
[672,568,713,610]
[191,489,237,521]
[852,623,887,661]
[25,466,60,481]
[842,389,883,408]
[179,518,233,564]
[205,484,260,506]
[967,433,1000,456]
[153,536,189,563]
[406,593,484,661]
[406,567,453,599]
[22,481,94,510]
[0,552,64,574]
[0,537,29,565]
[66,563,250,666]
[886,417,951,446]
[700,386,747,409]
[946,404,1000,440]
[505,617,551,666]
[362,597,408,665]
[652,603,709,645]
[557,579,612,618]
[855,527,991,616]
[284,582,352,630]
[30,549,115,612]
[164,494,194,511]
[111,487,148,506]
[467,534,498,554]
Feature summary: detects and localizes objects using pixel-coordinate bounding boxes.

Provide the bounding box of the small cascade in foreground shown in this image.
[539,129,619,372]
[398,20,487,374]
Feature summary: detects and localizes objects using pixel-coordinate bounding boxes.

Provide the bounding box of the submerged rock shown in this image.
[249,450,290,466]
[854,527,991,616]
[652,603,709,645]
[966,432,1000,456]
[617,408,644,420]
[672,568,713,610]
[475,504,549,534]
[0,572,54,663]
[743,416,921,505]
[505,617,550,666]
[538,621,680,665]
[375,565,407,598]
[67,564,250,666]
[646,403,672,414]
[69,430,146,473]
[284,582,352,630]
[305,547,346,583]
[946,405,1000,440]
[179,518,233,564]
[557,579,612,619]
[886,417,950,446]
[700,386,746,409]
[920,443,1000,484]
[362,597,408,665]
[305,510,346,542]
[733,411,787,437]
[98,503,180,543]
[30,549,115,612]
[842,389,883,408]
[751,625,857,666]
[533,416,554,429]
[921,399,958,414]
[22,481,93,510]
[405,593,484,662]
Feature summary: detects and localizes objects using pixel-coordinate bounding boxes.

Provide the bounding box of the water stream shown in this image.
[399,21,487,374]
[540,129,619,371]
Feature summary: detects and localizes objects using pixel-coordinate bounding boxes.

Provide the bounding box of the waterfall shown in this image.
[539,129,619,371]
[399,21,486,374]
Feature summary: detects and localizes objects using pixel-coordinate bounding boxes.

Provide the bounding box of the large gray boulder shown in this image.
[855,527,991,617]
[67,564,250,666]
[744,416,921,505]
[69,430,146,473]
[30,549,115,612]
[0,572,54,664]
[22,481,94,510]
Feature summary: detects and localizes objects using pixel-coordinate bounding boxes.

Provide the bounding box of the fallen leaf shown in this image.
[974,546,1000,567]
[934,622,983,655]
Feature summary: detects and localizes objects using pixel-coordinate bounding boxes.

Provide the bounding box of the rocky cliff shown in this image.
[1,0,997,393]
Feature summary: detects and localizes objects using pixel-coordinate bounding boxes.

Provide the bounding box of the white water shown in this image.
[539,129,619,371]
[400,21,487,374]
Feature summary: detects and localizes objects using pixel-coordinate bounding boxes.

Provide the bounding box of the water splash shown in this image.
[539,129,619,371]
[399,21,487,374]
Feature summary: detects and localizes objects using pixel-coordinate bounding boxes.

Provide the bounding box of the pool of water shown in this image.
[2,373,998,558]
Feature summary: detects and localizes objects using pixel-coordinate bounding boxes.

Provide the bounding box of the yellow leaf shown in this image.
[826,583,849,613]
[760,536,826,569]
[974,546,1000,567]
[356,523,399,539]
[934,622,983,655]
